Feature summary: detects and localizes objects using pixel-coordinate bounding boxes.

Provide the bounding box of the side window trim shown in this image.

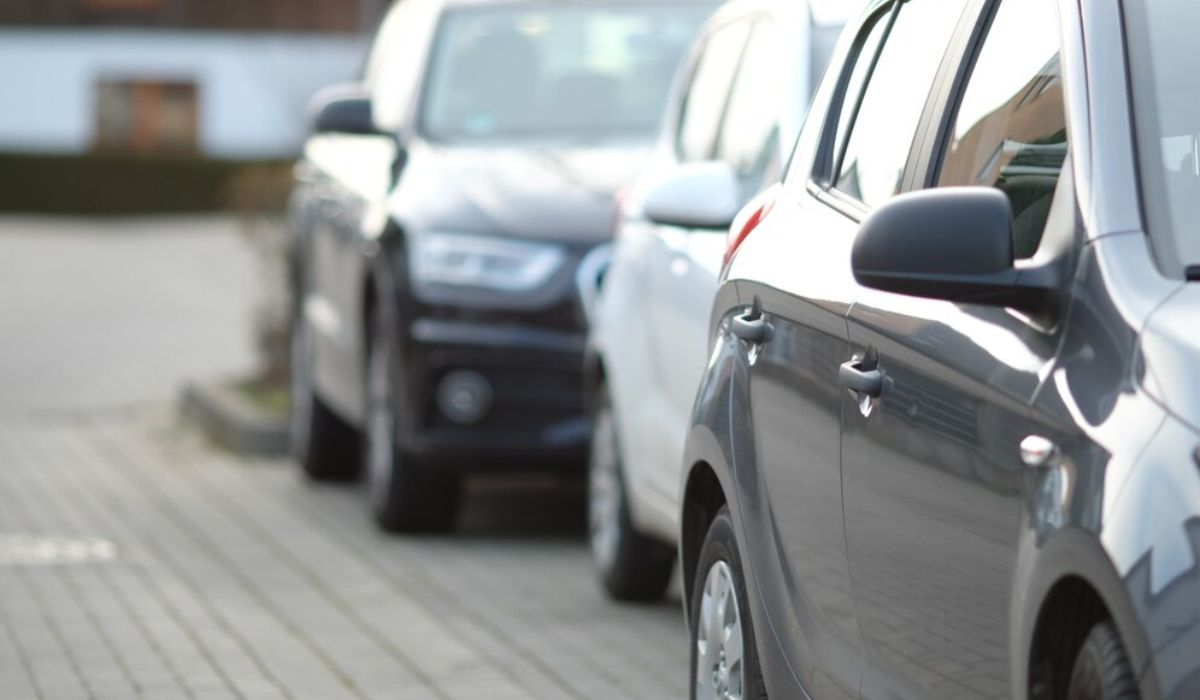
[810,1,897,187]
[808,180,870,222]
[807,0,985,216]
[833,0,979,207]
[901,0,989,192]
[918,0,1007,189]
[828,2,902,185]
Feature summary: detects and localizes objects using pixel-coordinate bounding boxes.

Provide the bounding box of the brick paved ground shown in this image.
[0,217,687,700]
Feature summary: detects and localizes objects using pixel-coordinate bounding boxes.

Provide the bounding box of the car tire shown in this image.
[290,311,360,481]
[364,303,460,534]
[587,384,675,601]
[1066,621,1140,700]
[690,506,768,700]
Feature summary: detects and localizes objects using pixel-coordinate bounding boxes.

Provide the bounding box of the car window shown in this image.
[1116,0,1198,274]
[835,0,970,209]
[936,0,1064,259]
[420,4,712,140]
[676,20,752,162]
[716,20,785,200]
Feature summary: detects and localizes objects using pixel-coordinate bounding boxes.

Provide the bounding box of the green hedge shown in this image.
[0,153,295,215]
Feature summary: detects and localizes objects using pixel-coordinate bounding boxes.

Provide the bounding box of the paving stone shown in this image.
[0,217,689,699]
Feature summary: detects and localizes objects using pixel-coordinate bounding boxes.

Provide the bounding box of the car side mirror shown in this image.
[643,161,741,230]
[308,83,380,136]
[851,187,1058,311]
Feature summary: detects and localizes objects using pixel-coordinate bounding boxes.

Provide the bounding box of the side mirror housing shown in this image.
[642,161,741,230]
[309,84,379,136]
[851,187,1058,311]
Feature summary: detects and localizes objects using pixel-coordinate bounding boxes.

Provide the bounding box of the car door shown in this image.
[726,2,968,695]
[301,129,397,418]
[836,1,1072,697]
[633,16,754,513]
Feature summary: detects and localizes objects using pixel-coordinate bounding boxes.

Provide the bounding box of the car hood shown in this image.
[389,139,652,247]
[1139,283,1200,432]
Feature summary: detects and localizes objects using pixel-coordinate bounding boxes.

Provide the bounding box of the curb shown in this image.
[181,382,290,457]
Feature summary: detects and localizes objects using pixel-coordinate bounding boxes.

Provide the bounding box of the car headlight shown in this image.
[409,231,566,292]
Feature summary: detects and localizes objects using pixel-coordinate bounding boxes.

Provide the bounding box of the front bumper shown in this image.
[396,315,589,469]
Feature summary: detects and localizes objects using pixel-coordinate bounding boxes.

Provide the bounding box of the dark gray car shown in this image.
[680,0,1200,698]
[287,0,715,532]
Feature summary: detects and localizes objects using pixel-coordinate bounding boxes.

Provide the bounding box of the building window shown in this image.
[94,80,199,154]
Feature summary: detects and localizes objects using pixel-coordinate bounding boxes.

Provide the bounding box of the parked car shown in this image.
[681,0,1200,698]
[287,0,717,532]
[583,0,843,600]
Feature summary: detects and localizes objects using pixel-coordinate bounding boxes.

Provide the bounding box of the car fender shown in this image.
[1012,525,1162,700]
[680,281,745,617]
[1102,413,1200,700]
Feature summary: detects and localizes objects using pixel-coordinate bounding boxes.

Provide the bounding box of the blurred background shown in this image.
[0,0,401,412]
[0,0,853,212]
[0,0,390,215]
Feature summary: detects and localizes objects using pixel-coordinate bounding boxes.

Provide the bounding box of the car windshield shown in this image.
[1123,0,1200,275]
[420,4,712,142]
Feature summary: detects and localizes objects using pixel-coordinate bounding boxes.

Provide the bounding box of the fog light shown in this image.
[436,370,492,424]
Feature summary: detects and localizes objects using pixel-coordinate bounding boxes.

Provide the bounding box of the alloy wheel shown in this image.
[588,405,621,572]
[695,560,745,700]
[289,318,313,457]
[365,329,395,509]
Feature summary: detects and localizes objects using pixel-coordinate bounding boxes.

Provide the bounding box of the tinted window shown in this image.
[421,5,712,140]
[937,0,1065,259]
[836,0,969,208]
[1123,0,1200,273]
[677,20,752,162]
[716,20,784,198]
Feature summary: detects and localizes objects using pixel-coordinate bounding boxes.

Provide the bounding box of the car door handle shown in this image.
[839,361,883,398]
[731,312,771,344]
[1020,435,1060,468]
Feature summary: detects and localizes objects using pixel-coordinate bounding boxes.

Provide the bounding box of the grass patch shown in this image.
[234,377,290,419]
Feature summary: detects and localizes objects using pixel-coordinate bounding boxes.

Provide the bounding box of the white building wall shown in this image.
[0,30,368,159]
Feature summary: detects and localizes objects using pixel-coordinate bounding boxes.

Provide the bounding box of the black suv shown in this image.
[288,0,714,531]
[681,0,1200,698]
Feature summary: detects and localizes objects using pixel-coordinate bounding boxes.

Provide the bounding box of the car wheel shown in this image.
[1066,621,1140,700]
[364,303,459,533]
[587,384,675,601]
[690,507,768,700]
[290,311,359,481]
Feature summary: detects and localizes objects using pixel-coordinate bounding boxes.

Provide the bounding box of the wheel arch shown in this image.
[360,219,407,360]
[1014,527,1162,700]
[680,455,730,625]
[1026,574,1113,699]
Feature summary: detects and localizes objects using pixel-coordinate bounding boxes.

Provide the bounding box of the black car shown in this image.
[681,0,1200,698]
[288,0,715,532]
